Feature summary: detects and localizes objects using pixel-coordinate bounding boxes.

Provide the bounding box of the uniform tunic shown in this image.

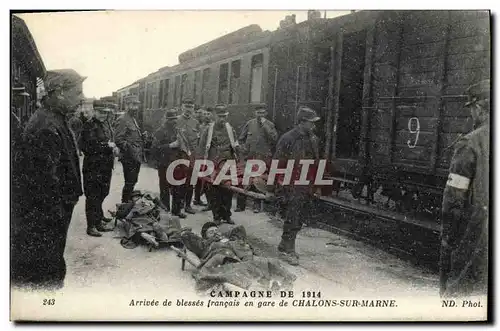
[238,118,278,161]
[176,115,200,157]
[440,120,489,297]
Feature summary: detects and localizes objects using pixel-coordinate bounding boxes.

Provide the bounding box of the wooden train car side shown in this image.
[267,10,490,220]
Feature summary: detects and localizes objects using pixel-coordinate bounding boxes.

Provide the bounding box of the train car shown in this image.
[269,10,490,223]
[11,15,46,126]
[141,24,272,133]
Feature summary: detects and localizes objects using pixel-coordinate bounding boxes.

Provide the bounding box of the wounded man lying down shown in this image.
[178,222,297,293]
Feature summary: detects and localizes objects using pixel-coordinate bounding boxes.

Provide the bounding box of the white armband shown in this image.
[446,173,471,190]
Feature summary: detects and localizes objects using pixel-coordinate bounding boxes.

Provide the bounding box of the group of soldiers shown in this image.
[10,65,490,299]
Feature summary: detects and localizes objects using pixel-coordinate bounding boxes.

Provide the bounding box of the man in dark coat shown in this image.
[115,95,145,203]
[80,102,118,237]
[235,104,278,213]
[273,106,321,266]
[151,109,187,218]
[11,69,85,290]
[197,104,240,224]
[176,98,200,215]
[193,108,208,207]
[440,80,490,298]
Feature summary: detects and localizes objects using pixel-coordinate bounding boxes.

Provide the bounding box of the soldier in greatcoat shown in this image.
[80,102,119,237]
[11,69,85,290]
[176,98,200,214]
[235,104,278,213]
[440,80,490,298]
[151,109,188,219]
[197,104,240,224]
[273,106,321,266]
[115,95,145,203]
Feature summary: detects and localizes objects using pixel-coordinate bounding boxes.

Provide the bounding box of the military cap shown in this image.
[255,103,268,114]
[201,222,219,239]
[297,106,320,122]
[93,100,112,112]
[214,104,229,116]
[44,69,86,93]
[465,79,490,107]
[182,98,195,107]
[124,95,141,105]
[165,108,179,119]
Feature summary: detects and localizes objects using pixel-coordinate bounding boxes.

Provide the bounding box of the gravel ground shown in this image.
[11,160,441,321]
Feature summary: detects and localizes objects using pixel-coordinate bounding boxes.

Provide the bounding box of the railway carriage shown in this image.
[120,10,490,229]
[267,10,490,223]
[141,25,272,133]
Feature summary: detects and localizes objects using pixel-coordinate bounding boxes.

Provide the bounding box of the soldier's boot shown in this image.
[278,223,299,265]
[185,206,196,214]
[87,227,102,237]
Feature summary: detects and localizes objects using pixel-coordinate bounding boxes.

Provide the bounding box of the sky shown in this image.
[18,10,350,99]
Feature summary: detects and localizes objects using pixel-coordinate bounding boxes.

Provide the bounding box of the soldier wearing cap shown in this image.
[236,104,278,213]
[197,104,240,224]
[193,107,210,207]
[151,109,188,218]
[79,101,119,237]
[176,98,200,215]
[115,95,145,203]
[272,105,321,266]
[11,69,85,290]
[440,79,490,298]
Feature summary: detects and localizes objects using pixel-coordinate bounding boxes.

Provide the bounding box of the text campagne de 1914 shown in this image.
[128,291,400,309]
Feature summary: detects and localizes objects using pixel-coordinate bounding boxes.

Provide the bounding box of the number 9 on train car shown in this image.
[407,117,420,149]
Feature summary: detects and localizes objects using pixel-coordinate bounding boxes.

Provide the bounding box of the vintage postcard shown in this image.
[10,10,490,321]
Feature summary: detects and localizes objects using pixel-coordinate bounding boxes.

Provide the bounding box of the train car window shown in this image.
[229,60,241,104]
[180,74,188,104]
[162,79,169,108]
[201,68,210,105]
[194,70,201,105]
[218,63,229,104]
[250,54,264,103]
[174,75,180,106]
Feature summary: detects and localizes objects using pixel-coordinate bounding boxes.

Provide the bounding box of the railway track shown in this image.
[311,196,441,273]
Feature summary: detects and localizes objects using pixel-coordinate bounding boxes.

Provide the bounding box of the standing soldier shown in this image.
[440,80,490,298]
[80,101,119,237]
[151,108,187,218]
[193,108,210,207]
[115,95,145,203]
[176,98,200,215]
[235,104,278,213]
[198,104,240,224]
[273,106,321,266]
[11,69,85,290]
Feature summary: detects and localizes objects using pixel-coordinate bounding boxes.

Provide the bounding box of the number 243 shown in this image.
[43,299,55,306]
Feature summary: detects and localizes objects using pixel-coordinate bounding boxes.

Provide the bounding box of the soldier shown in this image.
[273,106,321,266]
[11,69,85,290]
[115,95,145,203]
[151,108,187,219]
[198,104,240,224]
[176,98,200,215]
[235,104,278,213]
[440,80,490,298]
[80,101,119,237]
[193,108,210,207]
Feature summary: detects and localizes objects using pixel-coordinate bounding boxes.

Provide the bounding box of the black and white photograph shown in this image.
[9,9,490,321]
